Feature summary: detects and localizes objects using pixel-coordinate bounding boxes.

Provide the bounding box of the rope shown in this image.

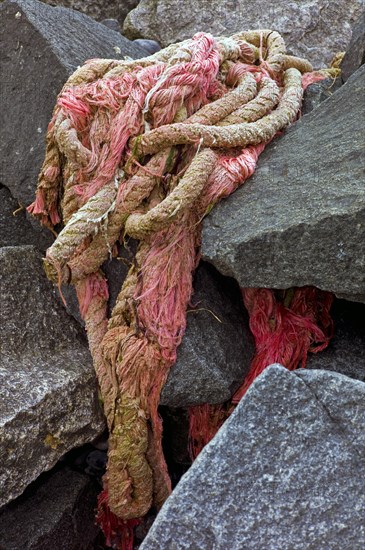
[28,30,338,548]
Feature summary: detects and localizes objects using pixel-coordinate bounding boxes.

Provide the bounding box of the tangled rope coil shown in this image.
[28,30,337,548]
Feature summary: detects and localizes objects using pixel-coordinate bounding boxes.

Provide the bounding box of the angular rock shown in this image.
[202,65,365,303]
[0,466,100,549]
[160,262,254,407]
[0,0,148,207]
[124,0,363,68]
[341,11,365,82]
[142,365,365,550]
[0,246,105,506]
[42,0,139,27]
[133,38,161,54]
[301,77,342,115]
[307,299,365,382]
[101,17,122,33]
[0,185,53,251]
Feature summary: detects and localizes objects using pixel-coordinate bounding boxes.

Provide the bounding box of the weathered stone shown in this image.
[133,38,161,54]
[202,65,365,303]
[0,246,105,506]
[0,0,148,207]
[39,0,139,27]
[307,299,365,382]
[124,0,363,68]
[141,365,365,550]
[0,185,53,251]
[101,17,122,33]
[301,77,342,115]
[341,11,365,82]
[160,263,254,407]
[0,467,100,549]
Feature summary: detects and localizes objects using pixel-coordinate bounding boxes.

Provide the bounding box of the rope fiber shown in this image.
[28,30,338,548]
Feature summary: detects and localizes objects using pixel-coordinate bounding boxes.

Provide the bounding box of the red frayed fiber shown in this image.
[28,29,340,548]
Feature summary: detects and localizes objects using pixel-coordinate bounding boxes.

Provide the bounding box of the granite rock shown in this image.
[0,185,53,251]
[0,246,105,506]
[124,0,363,68]
[142,365,365,550]
[202,65,365,303]
[341,11,365,82]
[42,0,139,27]
[0,466,100,549]
[101,17,122,33]
[160,262,254,407]
[0,0,148,207]
[133,38,161,54]
[301,77,342,115]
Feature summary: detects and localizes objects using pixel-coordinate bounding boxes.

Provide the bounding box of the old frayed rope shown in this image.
[28,31,337,548]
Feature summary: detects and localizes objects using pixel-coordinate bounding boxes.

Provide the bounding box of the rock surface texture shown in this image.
[0,185,53,251]
[202,65,365,303]
[124,0,363,67]
[0,467,100,549]
[141,365,365,550]
[0,0,148,207]
[0,246,105,507]
[341,11,365,82]
[42,0,138,27]
[301,77,343,115]
[161,263,254,407]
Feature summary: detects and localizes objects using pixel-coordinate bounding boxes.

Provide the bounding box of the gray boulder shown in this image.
[161,263,254,407]
[42,0,139,27]
[133,38,161,54]
[202,65,365,303]
[0,246,105,506]
[341,11,365,82]
[141,364,365,550]
[301,77,342,115]
[0,467,100,549]
[124,0,363,68]
[0,0,148,208]
[0,185,53,251]
[101,17,122,33]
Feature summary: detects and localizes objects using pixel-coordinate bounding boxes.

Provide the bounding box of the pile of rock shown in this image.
[0,1,364,548]
[123,0,363,68]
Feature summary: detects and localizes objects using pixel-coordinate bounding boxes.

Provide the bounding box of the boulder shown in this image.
[141,365,365,550]
[301,77,342,115]
[123,0,363,68]
[161,262,254,407]
[0,185,53,251]
[133,38,161,54]
[0,0,148,208]
[307,299,365,382]
[202,65,365,303]
[101,17,122,33]
[0,246,105,506]
[42,0,139,27]
[341,11,365,82]
[0,466,100,549]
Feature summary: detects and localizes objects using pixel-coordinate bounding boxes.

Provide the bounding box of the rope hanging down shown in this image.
[28,30,337,548]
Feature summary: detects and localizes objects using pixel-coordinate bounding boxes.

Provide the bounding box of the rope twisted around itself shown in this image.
[28,30,337,546]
